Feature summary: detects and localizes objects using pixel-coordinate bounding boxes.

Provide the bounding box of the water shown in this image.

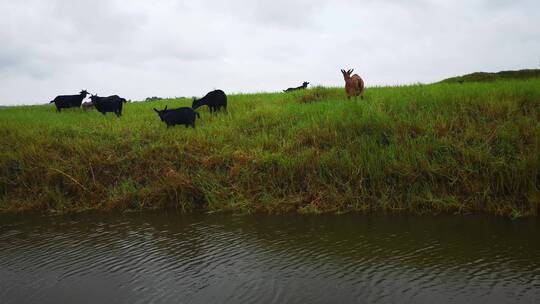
[1,213,539,304]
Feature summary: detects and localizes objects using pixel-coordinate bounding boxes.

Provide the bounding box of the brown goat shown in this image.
[341,69,364,99]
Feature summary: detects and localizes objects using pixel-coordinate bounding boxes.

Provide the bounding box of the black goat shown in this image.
[89,94,126,117]
[284,81,309,92]
[50,90,89,112]
[154,106,200,128]
[192,89,227,113]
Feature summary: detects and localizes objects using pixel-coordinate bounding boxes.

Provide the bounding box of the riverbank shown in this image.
[1,79,539,216]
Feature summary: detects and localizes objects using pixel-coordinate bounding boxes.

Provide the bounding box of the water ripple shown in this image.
[0,213,539,304]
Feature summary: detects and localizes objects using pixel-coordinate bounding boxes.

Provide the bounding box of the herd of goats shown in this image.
[48,69,365,128]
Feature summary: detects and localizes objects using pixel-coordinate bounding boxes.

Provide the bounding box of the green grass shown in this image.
[1,80,540,216]
[440,69,540,83]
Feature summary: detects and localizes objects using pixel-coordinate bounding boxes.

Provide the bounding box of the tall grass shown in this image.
[1,79,539,216]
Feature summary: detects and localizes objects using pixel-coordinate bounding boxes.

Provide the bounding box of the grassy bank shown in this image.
[440,69,540,84]
[1,79,539,216]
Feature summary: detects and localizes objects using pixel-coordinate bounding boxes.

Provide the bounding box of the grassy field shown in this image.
[1,79,539,216]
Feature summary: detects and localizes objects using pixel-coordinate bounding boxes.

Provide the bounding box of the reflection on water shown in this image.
[0,213,539,304]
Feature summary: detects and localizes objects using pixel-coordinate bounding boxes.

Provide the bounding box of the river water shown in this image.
[1,213,539,304]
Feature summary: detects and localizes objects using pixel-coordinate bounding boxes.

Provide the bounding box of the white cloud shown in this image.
[0,0,539,105]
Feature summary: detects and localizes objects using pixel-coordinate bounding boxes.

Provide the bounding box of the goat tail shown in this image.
[49,100,55,103]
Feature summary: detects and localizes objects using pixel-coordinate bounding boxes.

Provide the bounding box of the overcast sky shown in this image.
[0,0,539,105]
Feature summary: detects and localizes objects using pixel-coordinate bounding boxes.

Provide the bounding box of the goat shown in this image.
[50,90,89,112]
[89,94,126,117]
[192,90,227,113]
[81,101,94,111]
[341,69,365,99]
[154,106,200,128]
[284,81,309,92]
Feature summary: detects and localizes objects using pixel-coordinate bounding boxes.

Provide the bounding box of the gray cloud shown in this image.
[0,0,539,105]
[198,0,328,29]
